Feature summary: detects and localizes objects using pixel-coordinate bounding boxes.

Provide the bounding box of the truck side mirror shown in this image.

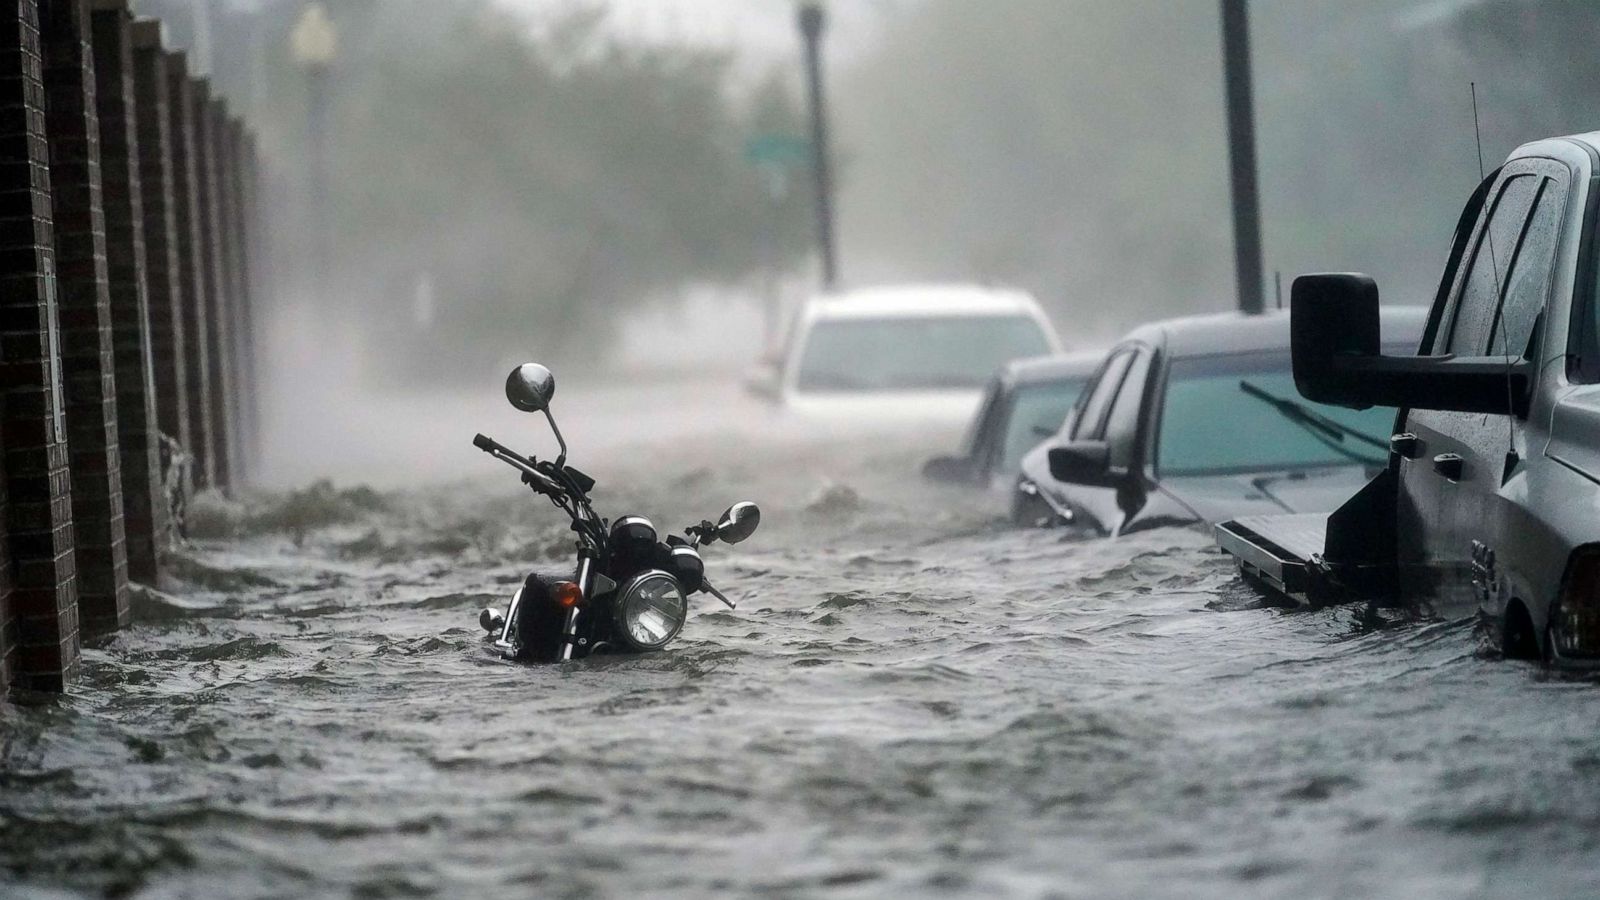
[1048,440,1119,487]
[1291,274,1382,405]
[1291,273,1531,417]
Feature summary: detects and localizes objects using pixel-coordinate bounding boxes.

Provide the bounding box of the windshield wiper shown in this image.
[1237,380,1389,466]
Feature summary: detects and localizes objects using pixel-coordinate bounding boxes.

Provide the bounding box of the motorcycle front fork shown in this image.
[559,551,596,661]
[494,549,597,661]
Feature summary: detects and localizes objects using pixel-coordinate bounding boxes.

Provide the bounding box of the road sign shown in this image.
[743,133,811,167]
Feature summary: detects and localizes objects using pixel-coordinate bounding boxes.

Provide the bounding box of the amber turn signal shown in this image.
[553,581,584,608]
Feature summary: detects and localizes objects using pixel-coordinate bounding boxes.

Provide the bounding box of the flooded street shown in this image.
[3,381,1599,899]
[6,0,1598,896]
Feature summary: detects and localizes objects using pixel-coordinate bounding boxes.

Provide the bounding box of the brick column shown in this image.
[239,131,261,471]
[191,83,232,492]
[40,0,128,636]
[131,23,187,505]
[226,120,256,481]
[164,52,212,490]
[89,0,160,584]
[0,0,80,691]
[215,112,245,484]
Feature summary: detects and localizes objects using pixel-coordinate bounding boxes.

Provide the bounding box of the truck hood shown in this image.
[1158,466,1377,524]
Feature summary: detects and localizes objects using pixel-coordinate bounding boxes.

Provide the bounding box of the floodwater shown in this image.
[3,380,1599,900]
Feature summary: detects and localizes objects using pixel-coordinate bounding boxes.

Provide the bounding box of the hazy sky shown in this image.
[492,0,894,62]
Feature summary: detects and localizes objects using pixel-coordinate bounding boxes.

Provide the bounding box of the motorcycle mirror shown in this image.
[714,501,761,544]
[479,607,506,634]
[505,363,555,413]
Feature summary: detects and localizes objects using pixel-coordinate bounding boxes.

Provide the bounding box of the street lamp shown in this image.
[290,3,337,70]
[290,2,337,297]
[797,1,839,291]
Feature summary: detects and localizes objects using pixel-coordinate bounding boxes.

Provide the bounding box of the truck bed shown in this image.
[1214,513,1327,605]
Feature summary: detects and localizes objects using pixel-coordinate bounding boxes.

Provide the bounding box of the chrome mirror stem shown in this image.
[544,408,568,469]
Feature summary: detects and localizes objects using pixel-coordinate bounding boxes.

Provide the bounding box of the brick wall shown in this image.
[0,0,81,692]
[89,0,161,583]
[163,52,212,491]
[40,0,129,636]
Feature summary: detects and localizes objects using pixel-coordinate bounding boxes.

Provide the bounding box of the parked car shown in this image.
[922,352,1101,492]
[1217,132,1600,667]
[1014,307,1427,532]
[746,284,1061,434]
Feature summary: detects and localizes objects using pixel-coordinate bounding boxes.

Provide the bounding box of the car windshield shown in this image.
[796,315,1052,392]
[1000,379,1088,473]
[1157,351,1396,477]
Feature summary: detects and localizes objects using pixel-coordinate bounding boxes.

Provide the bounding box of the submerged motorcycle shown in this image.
[473,363,760,662]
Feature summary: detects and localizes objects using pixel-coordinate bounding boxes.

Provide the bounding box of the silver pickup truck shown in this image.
[1217,131,1600,667]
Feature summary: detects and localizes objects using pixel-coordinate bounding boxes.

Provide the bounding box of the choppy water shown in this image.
[4,390,1600,899]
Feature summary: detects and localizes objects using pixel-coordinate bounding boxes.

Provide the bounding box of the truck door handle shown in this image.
[1433,453,1464,481]
[1390,433,1422,459]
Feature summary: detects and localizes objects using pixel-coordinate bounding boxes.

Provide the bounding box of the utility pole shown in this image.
[797,2,839,291]
[1220,0,1264,315]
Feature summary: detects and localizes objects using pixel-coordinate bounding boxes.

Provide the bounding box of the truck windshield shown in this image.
[796,316,1052,392]
[1157,351,1397,477]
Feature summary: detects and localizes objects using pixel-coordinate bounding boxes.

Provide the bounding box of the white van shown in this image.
[749,284,1061,433]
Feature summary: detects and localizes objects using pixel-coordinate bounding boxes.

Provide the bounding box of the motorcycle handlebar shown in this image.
[473,433,563,497]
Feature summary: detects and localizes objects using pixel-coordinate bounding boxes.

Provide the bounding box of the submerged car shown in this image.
[1014,308,1427,533]
[923,352,1100,492]
[747,284,1061,434]
[1217,132,1600,666]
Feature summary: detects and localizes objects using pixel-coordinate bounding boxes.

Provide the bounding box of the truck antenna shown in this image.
[1471,82,1488,183]
[1471,82,1518,460]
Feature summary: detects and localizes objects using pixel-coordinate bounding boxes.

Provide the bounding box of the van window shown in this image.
[796,316,1051,392]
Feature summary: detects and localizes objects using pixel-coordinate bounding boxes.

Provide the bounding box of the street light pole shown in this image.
[797,2,839,291]
[1220,0,1264,315]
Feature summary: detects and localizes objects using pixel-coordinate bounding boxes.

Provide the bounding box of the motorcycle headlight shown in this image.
[613,570,687,651]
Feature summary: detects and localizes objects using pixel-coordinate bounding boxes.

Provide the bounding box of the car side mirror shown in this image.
[1291,273,1530,417]
[922,455,973,484]
[506,363,555,412]
[1047,440,1118,487]
[715,501,761,544]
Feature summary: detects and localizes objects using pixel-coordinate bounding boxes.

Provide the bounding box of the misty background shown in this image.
[131,0,1600,483]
